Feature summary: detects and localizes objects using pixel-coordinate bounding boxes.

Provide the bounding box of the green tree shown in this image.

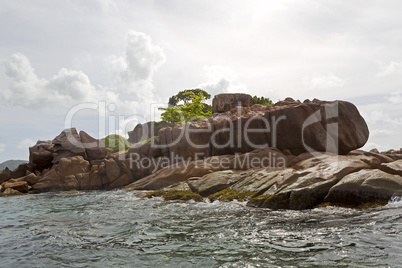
[252,95,273,106]
[168,89,211,107]
[161,91,212,125]
[101,134,130,153]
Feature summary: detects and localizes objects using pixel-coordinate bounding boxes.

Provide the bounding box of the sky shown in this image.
[0,0,401,162]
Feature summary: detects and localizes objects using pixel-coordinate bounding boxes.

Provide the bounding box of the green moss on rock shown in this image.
[247,195,269,207]
[208,189,256,202]
[262,192,290,209]
[247,192,291,209]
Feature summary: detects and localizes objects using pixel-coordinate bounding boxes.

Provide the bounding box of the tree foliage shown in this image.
[101,134,130,153]
[168,89,211,107]
[161,91,212,125]
[252,95,274,106]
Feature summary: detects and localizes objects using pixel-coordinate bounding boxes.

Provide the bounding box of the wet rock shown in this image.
[324,169,402,207]
[1,188,23,196]
[108,174,131,189]
[187,170,247,196]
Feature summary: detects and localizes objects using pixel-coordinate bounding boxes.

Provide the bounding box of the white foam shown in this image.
[386,195,402,208]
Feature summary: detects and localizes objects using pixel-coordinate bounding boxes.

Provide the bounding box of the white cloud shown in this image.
[1,53,99,108]
[107,30,166,96]
[387,91,402,104]
[304,73,345,89]
[18,138,35,149]
[0,143,5,153]
[198,65,248,96]
[378,61,402,76]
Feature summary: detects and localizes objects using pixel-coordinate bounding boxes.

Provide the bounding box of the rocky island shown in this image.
[1,94,401,210]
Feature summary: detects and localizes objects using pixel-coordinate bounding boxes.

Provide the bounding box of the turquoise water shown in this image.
[0,190,401,267]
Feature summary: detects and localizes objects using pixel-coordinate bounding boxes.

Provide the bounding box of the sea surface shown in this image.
[0,190,401,267]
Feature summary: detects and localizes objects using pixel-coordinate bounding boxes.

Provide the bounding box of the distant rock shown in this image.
[0,160,28,171]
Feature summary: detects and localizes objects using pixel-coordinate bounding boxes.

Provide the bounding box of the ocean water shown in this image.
[0,190,401,267]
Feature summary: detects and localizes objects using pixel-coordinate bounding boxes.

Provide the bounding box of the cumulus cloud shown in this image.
[1,53,99,108]
[0,143,5,153]
[17,138,35,149]
[198,65,248,96]
[304,72,345,89]
[107,30,166,95]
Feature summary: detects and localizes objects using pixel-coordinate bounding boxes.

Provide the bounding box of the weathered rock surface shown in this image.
[11,173,38,186]
[2,181,29,193]
[128,121,170,144]
[212,93,253,113]
[325,169,402,207]
[379,159,402,176]
[33,156,91,192]
[380,148,402,161]
[29,141,54,171]
[3,96,399,211]
[127,147,288,190]
[51,128,87,163]
[148,152,402,210]
[0,168,11,184]
[0,188,23,196]
[135,99,369,167]
[28,128,88,170]
[79,131,107,161]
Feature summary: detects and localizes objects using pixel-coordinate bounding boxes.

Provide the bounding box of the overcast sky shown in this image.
[0,0,401,162]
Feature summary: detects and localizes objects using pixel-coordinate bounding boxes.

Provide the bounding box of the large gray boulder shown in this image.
[212,93,253,113]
